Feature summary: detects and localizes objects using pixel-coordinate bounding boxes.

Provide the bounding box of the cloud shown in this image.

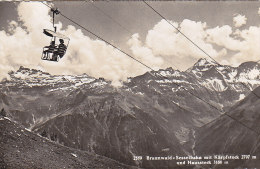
[206,25,260,65]
[144,19,221,69]
[206,25,245,51]
[127,33,164,70]
[258,7,260,16]
[233,14,247,28]
[232,26,260,63]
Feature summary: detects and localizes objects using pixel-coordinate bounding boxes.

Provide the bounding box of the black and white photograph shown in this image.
[0,1,260,168]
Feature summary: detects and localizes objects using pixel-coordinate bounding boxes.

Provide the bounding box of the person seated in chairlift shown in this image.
[54,39,67,58]
[44,41,56,54]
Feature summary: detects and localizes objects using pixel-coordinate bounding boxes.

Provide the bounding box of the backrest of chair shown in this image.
[48,44,56,51]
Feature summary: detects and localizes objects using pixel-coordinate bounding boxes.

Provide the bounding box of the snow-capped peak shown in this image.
[194,58,218,67]
[6,66,97,89]
[158,67,182,77]
[10,66,50,80]
[186,58,220,75]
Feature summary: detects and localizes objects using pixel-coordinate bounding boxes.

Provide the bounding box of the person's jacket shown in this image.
[58,44,67,55]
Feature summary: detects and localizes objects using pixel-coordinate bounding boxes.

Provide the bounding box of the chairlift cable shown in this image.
[85,1,133,35]
[41,1,52,9]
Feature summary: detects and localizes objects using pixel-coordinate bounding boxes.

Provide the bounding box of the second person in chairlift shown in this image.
[55,39,67,58]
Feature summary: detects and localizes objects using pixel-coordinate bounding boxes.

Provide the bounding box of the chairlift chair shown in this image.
[42,8,70,62]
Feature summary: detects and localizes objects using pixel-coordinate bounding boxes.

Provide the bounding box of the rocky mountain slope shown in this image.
[195,86,260,168]
[0,115,138,169]
[1,58,260,168]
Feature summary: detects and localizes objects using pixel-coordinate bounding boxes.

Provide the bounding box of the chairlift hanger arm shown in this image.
[51,8,60,32]
[51,8,60,15]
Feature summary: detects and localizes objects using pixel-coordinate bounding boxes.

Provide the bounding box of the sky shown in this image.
[0,1,260,86]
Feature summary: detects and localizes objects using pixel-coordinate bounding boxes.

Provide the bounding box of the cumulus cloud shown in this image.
[134,17,259,68]
[206,24,260,65]
[144,19,222,69]
[233,14,247,28]
[232,26,260,63]
[0,2,148,86]
[127,33,164,70]
[206,25,245,51]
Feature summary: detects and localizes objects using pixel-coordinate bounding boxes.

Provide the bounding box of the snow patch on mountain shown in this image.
[225,70,237,82]
[71,153,78,158]
[156,79,191,85]
[159,69,182,77]
[175,127,190,144]
[13,72,30,80]
[238,94,245,101]
[203,78,227,92]
[136,92,144,96]
[90,81,107,88]
[239,68,260,80]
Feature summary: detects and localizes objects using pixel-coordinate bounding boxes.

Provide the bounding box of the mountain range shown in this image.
[0,58,260,168]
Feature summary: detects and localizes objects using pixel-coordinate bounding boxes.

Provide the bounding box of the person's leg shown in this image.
[43,50,49,59]
[52,52,58,61]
